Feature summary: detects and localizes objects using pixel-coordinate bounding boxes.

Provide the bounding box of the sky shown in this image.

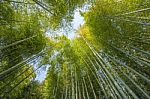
[35,10,85,82]
[68,10,85,39]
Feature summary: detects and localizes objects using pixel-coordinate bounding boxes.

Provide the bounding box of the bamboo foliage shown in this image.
[0,0,150,98]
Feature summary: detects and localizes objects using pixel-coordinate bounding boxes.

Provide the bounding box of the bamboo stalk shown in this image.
[82,36,122,99]
[83,59,109,99]
[110,44,150,68]
[0,46,54,80]
[81,35,128,99]
[78,81,81,99]
[115,8,150,17]
[115,18,150,25]
[32,0,54,15]
[71,66,75,99]
[94,49,128,99]
[87,74,97,99]
[0,58,37,93]
[123,16,150,20]
[81,35,123,98]
[125,73,150,99]
[0,35,37,50]
[3,0,35,4]
[75,67,78,99]
[81,82,86,99]
[106,53,150,83]
[103,53,140,99]
[3,63,44,97]
[83,77,90,99]
[94,57,121,99]
[77,43,110,98]
[129,45,150,56]
[0,50,43,79]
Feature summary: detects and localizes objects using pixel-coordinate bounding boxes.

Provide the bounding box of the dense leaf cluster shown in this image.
[0,0,150,99]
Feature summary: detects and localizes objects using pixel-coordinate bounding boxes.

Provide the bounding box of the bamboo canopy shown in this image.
[0,0,150,98]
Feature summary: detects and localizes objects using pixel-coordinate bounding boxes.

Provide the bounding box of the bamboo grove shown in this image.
[0,0,150,99]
